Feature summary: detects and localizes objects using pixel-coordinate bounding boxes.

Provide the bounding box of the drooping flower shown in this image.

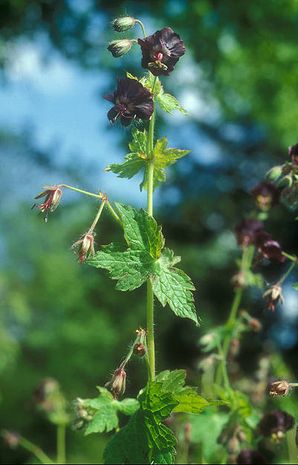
[251,181,279,211]
[138,27,185,76]
[105,78,154,126]
[288,143,298,165]
[258,410,294,439]
[234,219,264,247]
[105,367,127,398]
[72,233,95,263]
[237,449,267,464]
[255,231,285,263]
[263,284,284,311]
[33,186,63,222]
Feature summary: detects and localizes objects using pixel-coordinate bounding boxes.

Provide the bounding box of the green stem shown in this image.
[282,251,297,262]
[57,423,66,464]
[60,184,101,200]
[278,260,297,285]
[146,75,157,381]
[106,201,122,225]
[286,428,298,464]
[19,437,54,464]
[135,19,147,38]
[88,201,106,233]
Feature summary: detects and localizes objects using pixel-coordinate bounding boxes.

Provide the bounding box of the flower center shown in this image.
[154,51,164,62]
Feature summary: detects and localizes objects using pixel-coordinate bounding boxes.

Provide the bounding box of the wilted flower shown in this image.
[268,380,290,397]
[138,27,185,76]
[258,410,294,439]
[251,181,279,211]
[263,285,284,311]
[237,449,267,464]
[1,430,21,449]
[288,143,298,165]
[112,16,136,32]
[106,367,127,398]
[255,231,286,263]
[72,232,95,263]
[33,186,62,222]
[234,219,264,247]
[107,39,135,57]
[105,78,154,126]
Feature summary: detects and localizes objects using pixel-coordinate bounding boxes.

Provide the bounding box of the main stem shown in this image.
[146,78,157,381]
[57,424,66,464]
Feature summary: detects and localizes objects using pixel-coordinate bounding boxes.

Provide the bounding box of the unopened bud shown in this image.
[289,143,298,165]
[107,39,135,57]
[184,422,192,443]
[268,380,290,397]
[1,430,20,449]
[248,318,262,332]
[231,271,246,288]
[266,165,283,182]
[133,342,146,357]
[112,16,136,32]
[263,284,284,311]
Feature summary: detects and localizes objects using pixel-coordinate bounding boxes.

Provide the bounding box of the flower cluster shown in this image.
[105,17,185,126]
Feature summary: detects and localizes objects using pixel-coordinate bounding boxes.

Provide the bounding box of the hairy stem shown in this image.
[57,424,66,465]
[88,201,106,233]
[19,437,54,465]
[278,260,297,285]
[135,19,147,38]
[60,184,102,200]
[216,245,255,385]
[146,76,157,381]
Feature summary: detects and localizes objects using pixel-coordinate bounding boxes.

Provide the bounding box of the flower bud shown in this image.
[184,422,192,443]
[263,284,284,311]
[231,271,246,289]
[266,165,283,181]
[72,233,95,263]
[268,380,290,397]
[133,342,146,357]
[107,39,134,57]
[248,318,262,332]
[33,186,63,222]
[112,16,136,32]
[106,367,127,399]
[1,430,20,449]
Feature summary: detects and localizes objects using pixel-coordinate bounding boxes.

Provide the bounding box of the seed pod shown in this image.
[133,342,146,357]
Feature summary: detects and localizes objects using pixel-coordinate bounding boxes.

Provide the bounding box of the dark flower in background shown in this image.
[33,185,63,222]
[234,219,264,247]
[258,410,294,438]
[263,284,284,311]
[237,449,267,464]
[251,182,279,211]
[255,231,285,263]
[105,78,154,126]
[138,27,185,76]
[288,143,298,165]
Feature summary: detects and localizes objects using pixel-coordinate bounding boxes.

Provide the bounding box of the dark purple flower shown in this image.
[288,143,298,165]
[138,27,185,76]
[234,219,264,247]
[255,231,285,263]
[251,182,279,211]
[258,410,294,438]
[105,78,154,126]
[237,449,267,464]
